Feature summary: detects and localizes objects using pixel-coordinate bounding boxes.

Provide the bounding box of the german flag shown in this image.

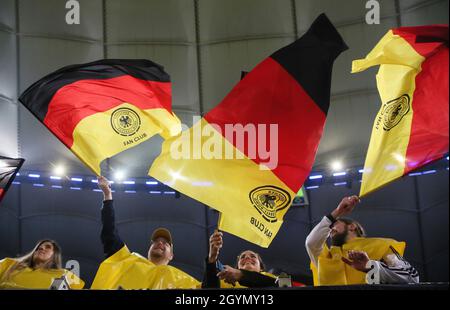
[352,25,449,197]
[149,14,348,247]
[19,59,181,175]
[0,156,24,204]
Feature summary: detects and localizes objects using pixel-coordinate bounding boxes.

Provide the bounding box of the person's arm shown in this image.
[366,258,420,284]
[98,176,124,258]
[305,196,360,267]
[305,216,333,267]
[216,266,277,288]
[238,270,277,288]
[201,258,221,288]
[202,230,223,288]
[370,247,419,284]
[342,250,420,284]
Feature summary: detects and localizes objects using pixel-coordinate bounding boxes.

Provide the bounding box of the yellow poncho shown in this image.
[91,245,200,289]
[311,237,406,286]
[0,258,85,289]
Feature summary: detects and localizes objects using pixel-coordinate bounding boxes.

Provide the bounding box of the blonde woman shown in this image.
[0,239,84,289]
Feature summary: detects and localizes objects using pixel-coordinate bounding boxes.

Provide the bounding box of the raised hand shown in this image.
[331,195,360,219]
[208,230,223,263]
[97,176,112,200]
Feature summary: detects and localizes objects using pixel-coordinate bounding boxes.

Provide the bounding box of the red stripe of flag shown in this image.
[404,45,449,173]
[393,25,448,57]
[43,75,171,148]
[204,57,326,193]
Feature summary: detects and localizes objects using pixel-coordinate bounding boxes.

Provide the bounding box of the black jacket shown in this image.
[202,258,277,288]
[101,200,125,258]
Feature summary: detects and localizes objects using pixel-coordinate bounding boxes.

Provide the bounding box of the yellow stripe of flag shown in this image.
[70,102,181,174]
[149,118,295,247]
[352,30,425,197]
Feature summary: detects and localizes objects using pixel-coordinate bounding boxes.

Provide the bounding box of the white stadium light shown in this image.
[114,171,125,181]
[53,165,66,176]
[331,161,343,171]
[306,185,319,190]
[333,171,347,177]
[309,175,323,180]
[409,172,422,176]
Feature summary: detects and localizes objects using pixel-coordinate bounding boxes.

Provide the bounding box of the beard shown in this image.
[331,228,348,247]
[150,249,164,259]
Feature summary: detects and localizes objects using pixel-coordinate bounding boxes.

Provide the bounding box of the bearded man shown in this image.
[305,196,419,286]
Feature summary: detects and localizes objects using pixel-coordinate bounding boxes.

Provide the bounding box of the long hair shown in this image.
[235,250,266,272]
[337,217,366,237]
[1,239,62,281]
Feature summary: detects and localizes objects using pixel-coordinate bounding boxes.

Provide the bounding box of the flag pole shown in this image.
[217,212,222,233]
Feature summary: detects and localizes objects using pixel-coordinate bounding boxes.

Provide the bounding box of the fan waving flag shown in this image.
[149,14,348,247]
[19,59,181,175]
[0,156,24,204]
[352,25,449,197]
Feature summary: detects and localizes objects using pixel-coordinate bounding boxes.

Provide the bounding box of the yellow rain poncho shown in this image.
[311,237,406,286]
[91,245,200,289]
[0,258,84,289]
